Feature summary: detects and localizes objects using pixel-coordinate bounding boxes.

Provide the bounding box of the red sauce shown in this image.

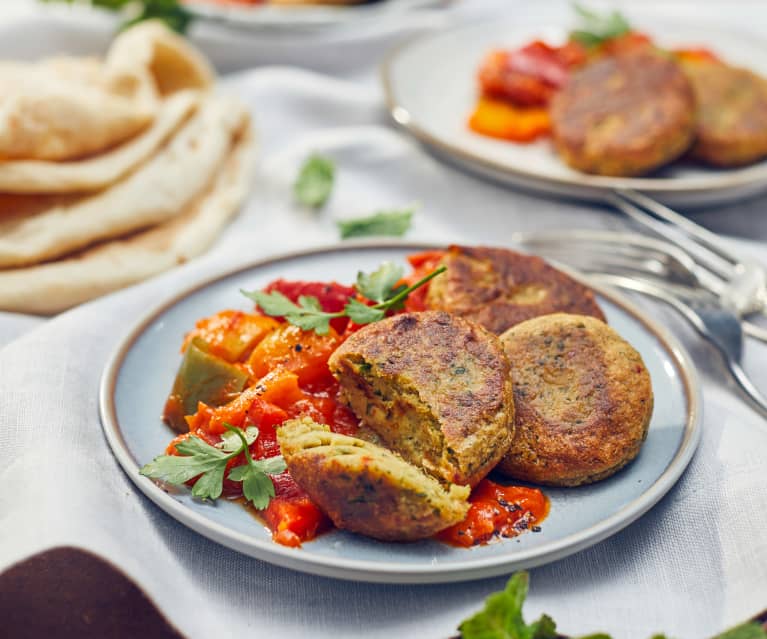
[438,479,549,547]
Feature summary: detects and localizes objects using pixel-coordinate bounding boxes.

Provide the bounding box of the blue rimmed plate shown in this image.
[99,242,701,583]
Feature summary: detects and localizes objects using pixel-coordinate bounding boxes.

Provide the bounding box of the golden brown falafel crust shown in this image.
[277,418,470,541]
[684,60,767,167]
[425,245,605,335]
[550,50,696,176]
[328,310,514,487]
[497,313,653,486]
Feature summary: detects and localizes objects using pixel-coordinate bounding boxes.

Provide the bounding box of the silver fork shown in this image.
[609,189,767,342]
[588,273,767,420]
[513,227,767,343]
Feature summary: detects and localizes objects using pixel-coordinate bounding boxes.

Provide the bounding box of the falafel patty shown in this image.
[683,60,767,167]
[497,313,653,486]
[550,50,696,176]
[425,245,605,335]
[328,311,514,487]
[277,418,470,541]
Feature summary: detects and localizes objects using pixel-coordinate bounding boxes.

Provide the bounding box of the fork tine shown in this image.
[616,189,739,265]
[607,192,735,282]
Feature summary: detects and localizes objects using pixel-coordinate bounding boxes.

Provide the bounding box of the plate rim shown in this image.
[380,19,767,196]
[99,240,702,584]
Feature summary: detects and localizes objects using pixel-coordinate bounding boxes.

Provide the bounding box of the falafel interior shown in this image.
[327,311,515,488]
[277,418,471,542]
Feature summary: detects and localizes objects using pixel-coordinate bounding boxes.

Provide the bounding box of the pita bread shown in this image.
[0,21,214,162]
[0,91,199,194]
[0,96,248,268]
[0,59,158,162]
[0,123,256,315]
[106,21,214,97]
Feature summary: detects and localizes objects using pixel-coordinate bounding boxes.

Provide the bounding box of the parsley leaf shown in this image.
[715,622,767,639]
[242,263,446,335]
[217,425,259,452]
[344,298,386,324]
[337,209,413,239]
[294,154,335,208]
[41,0,193,33]
[459,573,557,639]
[140,424,284,509]
[356,262,405,303]
[570,3,631,47]
[222,424,287,510]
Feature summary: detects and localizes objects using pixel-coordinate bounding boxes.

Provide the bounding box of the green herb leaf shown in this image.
[223,424,286,510]
[356,262,405,303]
[217,425,259,452]
[570,2,631,47]
[345,298,386,324]
[459,573,557,639]
[41,0,193,33]
[337,209,413,239]
[243,262,444,334]
[240,290,303,317]
[714,622,767,639]
[294,154,335,208]
[140,424,283,509]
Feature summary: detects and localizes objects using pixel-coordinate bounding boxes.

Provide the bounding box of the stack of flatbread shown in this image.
[0,21,256,314]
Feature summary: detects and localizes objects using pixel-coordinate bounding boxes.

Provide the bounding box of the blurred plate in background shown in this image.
[382,19,767,207]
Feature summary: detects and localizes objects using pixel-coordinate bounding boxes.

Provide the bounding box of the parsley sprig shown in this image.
[41,0,193,33]
[460,573,556,639]
[241,262,446,335]
[294,154,335,208]
[139,423,286,509]
[460,572,767,639]
[569,3,631,48]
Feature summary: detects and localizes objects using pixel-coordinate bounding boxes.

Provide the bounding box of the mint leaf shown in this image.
[459,573,557,639]
[337,209,413,239]
[294,154,335,208]
[356,262,405,303]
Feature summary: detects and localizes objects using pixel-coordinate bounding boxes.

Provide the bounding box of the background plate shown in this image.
[382,20,767,207]
[100,243,701,583]
[185,0,444,30]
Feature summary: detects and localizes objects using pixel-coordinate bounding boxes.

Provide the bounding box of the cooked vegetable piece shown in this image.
[162,337,249,433]
[247,324,342,385]
[181,310,280,362]
[469,97,551,142]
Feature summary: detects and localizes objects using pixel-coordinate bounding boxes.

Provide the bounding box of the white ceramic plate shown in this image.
[382,20,767,207]
[184,0,443,31]
[99,243,701,584]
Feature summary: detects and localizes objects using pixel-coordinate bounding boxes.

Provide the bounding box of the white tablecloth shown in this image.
[2,2,767,638]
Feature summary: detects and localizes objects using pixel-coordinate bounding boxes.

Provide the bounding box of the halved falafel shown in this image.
[328,310,514,487]
[277,418,470,541]
[550,50,696,176]
[425,245,605,335]
[497,313,653,487]
[683,60,767,167]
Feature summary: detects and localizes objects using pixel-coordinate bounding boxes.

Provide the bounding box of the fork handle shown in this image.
[725,359,767,420]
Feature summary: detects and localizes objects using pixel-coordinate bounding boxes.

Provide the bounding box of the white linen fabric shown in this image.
[2,3,767,638]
